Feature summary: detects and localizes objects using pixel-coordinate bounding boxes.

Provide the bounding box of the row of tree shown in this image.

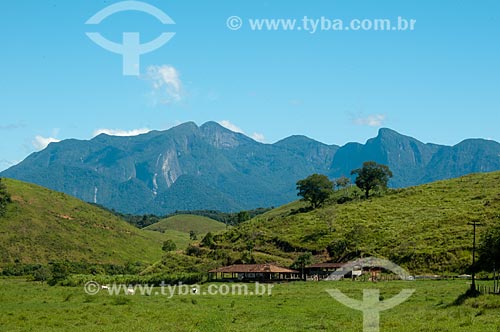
[104,207,271,229]
[296,161,393,208]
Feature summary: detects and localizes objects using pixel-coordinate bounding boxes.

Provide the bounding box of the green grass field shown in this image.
[1,278,499,331]
[145,214,227,234]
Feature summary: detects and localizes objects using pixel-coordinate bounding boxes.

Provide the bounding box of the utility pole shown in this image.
[468,219,481,292]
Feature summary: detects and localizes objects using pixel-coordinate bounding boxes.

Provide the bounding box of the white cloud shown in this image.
[32,136,60,150]
[353,114,386,127]
[92,128,151,137]
[145,65,183,103]
[218,120,266,143]
[250,132,266,143]
[218,120,244,133]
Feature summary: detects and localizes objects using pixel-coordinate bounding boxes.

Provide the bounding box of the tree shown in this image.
[237,211,250,223]
[296,174,334,209]
[334,176,350,191]
[291,252,312,280]
[47,262,70,286]
[351,161,393,198]
[201,232,216,248]
[33,266,52,283]
[0,178,11,217]
[189,230,197,240]
[334,176,353,204]
[478,224,500,271]
[240,251,255,264]
[162,239,177,252]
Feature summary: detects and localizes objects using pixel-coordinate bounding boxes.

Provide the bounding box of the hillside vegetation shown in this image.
[0,179,167,267]
[183,171,500,274]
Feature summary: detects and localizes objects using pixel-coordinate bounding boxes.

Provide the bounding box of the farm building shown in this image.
[208,264,300,282]
[305,262,363,280]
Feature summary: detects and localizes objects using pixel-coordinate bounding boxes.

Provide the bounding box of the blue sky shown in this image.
[1,0,499,171]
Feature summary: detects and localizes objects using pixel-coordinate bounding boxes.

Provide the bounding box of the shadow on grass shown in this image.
[448,287,481,307]
[289,206,314,215]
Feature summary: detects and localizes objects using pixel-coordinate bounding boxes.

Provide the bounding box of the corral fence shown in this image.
[477,284,500,295]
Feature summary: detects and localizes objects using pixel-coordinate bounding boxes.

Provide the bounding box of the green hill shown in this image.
[152,229,192,250]
[145,214,227,235]
[144,214,227,250]
[184,171,500,274]
[0,178,167,266]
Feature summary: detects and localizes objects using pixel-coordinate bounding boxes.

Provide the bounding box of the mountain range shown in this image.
[2,121,500,214]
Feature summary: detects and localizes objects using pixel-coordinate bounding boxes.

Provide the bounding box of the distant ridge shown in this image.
[2,121,500,214]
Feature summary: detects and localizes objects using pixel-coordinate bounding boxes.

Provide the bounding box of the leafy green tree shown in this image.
[162,239,177,252]
[237,211,250,223]
[296,174,334,209]
[240,250,255,264]
[334,176,353,204]
[291,252,312,280]
[47,262,70,286]
[334,176,350,191]
[189,230,197,240]
[351,161,393,198]
[478,224,500,271]
[201,232,216,248]
[245,240,255,252]
[185,244,202,257]
[0,178,11,217]
[33,266,52,282]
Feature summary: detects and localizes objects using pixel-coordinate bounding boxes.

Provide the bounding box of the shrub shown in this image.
[201,232,216,248]
[162,240,177,252]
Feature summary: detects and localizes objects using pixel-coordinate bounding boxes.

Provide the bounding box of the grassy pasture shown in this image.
[145,214,227,234]
[1,278,500,331]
